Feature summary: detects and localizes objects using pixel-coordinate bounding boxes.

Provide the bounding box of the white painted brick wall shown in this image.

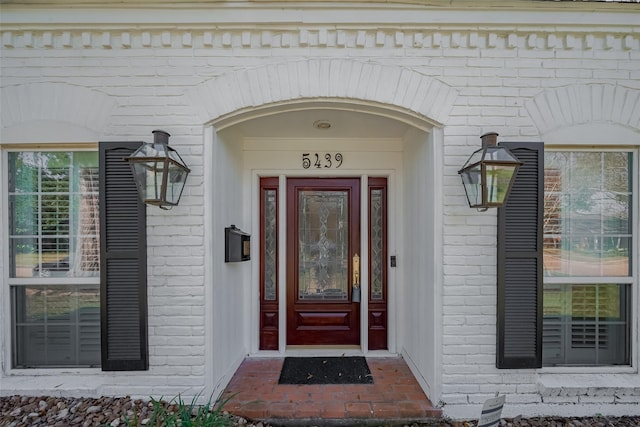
[1,2,639,419]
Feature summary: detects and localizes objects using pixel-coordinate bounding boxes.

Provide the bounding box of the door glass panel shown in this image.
[263,189,277,301]
[298,190,348,301]
[370,189,384,301]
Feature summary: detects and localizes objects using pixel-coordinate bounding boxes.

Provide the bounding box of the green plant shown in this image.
[154,393,234,427]
[120,393,235,427]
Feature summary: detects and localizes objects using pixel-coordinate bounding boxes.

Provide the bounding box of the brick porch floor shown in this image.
[220,357,442,424]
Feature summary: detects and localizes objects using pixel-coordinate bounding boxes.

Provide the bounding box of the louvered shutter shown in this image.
[99,141,148,371]
[496,141,543,369]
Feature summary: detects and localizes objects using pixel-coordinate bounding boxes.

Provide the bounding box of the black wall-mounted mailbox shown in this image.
[225,225,251,262]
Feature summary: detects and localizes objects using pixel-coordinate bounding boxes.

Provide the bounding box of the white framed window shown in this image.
[542,150,636,366]
[6,150,100,368]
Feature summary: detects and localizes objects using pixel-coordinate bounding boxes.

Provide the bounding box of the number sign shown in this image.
[302,153,343,169]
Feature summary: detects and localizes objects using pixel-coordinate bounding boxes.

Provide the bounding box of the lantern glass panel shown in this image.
[462,148,484,169]
[461,164,482,207]
[486,146,520,163]
[129,162,147,201]
[166,160,187,205]
[485,164,518,205]
[130,159,165,204]
[153,160,168,202]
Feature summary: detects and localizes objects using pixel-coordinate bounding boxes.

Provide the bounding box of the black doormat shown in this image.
[278,356,373,385]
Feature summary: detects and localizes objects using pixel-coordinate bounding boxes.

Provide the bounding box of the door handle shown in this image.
[352,253,361,303]
[352,253,360,286]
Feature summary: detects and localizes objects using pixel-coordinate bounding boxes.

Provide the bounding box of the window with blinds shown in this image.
[542,151,634,366]
[7,151,100,368]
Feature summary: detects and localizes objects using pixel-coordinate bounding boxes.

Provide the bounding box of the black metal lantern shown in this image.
[458,132,522,211]
[126,130,191,210]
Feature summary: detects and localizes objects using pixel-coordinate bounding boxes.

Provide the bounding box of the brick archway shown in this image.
[0,83,116,141]
[188,59,458,127]
[525,84,640,134]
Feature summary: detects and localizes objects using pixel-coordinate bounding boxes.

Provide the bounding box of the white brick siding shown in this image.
[1,1,639,420]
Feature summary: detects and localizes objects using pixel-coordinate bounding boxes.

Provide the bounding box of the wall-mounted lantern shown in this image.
[458,132,523,211]
[126,130,191,210]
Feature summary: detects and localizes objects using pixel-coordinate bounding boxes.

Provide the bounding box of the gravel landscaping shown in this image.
[1,395,639,427]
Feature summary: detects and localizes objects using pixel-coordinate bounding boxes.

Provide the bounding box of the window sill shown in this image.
[0,369,103,396]
[5,367,102,376]
[539,366,636,375]
[538,370,640,398]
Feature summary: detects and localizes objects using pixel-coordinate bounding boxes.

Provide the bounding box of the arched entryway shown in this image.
[210,103,446,422]
[190,58,457,405]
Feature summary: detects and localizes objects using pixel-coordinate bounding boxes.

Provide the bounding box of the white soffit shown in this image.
[229,108,413,139]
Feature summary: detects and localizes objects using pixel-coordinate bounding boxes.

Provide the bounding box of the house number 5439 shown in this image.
[302,153,343,169]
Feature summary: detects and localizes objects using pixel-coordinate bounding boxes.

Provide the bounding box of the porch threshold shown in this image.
[220,357,442,425]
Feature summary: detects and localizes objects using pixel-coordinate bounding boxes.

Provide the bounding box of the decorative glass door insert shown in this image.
[259,177,279,350]
[368,178,388,350]
[298,191,349,301]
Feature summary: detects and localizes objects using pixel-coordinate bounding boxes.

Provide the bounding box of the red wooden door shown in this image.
[286,178,360,345]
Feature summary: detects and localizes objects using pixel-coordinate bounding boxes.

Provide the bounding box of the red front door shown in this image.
[286,178,360,346]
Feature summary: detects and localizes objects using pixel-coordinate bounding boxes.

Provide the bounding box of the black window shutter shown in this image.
[496,141,543,369]
[99,141,148,371]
